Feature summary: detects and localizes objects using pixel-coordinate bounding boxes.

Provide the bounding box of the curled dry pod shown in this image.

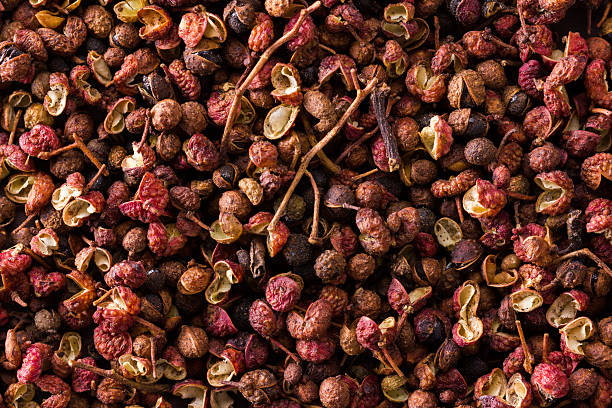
[381,374,409,403]
[62,191,105,228]
[534,171,574,216]
[87,51,113,86]
[6,172,54,215]
[546,290,589,328]
[2,91,32,132]
[172,380,208,408]
[482,255,518,288]
[118,354,151,378]
[114,0,146,23]
[178,263,213,295]
[30,228,59,257]
[204,12,228,43]
[270,63,302,105]
[74,245,112,272]
[463,179,507,219]
[52,172,84,210]
[452,280,483,347]
[340,319,366,355]
[207,348,244,387]
[382,17,429,50]
[139,70,176,106]
[387,278,432,315]
[559,316,594,359]
[210,213,243,244]
[70,65,101,105]
[205,260,244,304]
[62,270,96,314]
[4,383,36,408]
[406,61,446,104]
[104,97,136,134]
[450,239,483,270]
[447,69,486,109]
[474,368,507,400]
[238,178,263,206]
[203,304,238,337]
[52,332,81,378]
[505,373,532,408]
[264,104,300,140]
[318,55,357,91]
[434,217,463,250]
[419,115,453,160]
[44,73,69,117]
[137,5,172,40]
[509,288,543,313]
[35,11,65,29]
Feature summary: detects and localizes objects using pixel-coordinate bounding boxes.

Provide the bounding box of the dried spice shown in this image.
[0,0,610,407]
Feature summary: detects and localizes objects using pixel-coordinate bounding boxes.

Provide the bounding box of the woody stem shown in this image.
[381,346,405,378]
[269,76,379,231]
[185,212,210,231]
[371,85,400,172]
[69,360,171,392]
[7,109,22,146]
[335,126,379,165]
[305,170,322,246]
[505,191,536,200]
[84,165,107,194]
[14,214,36,233]
[554,248,612,278]
[302,115,340,174]
[515,320,534,374]
[19,245,51,270]
[597,1,611,28]
[133,316,165,334]
[352,168,378,181]
[269,337,300,364]
[219,1,322,158]
[542,332,550,363]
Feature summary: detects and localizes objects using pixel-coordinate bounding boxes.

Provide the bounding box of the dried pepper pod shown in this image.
[205,260,244,304]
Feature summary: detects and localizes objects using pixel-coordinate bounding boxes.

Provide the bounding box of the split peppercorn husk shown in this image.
[0,0,612,406]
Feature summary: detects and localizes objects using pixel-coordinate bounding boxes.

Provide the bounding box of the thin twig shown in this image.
[515,320,533,374]
[269,76,379,231]
[318,43,337,55]
[305,170,322,245]
[219,1,322,158]
[554,248,612,278]
[334,126,379,164]
[69,360,171,392]
[434,16,440,50]
[302,115,340,174]
[185,212,210,231]
[7,109,22,146]
[352,168,378,181]
[14,214,36,233]
[137,109,151,153]
[597,1,611,27]
[455,196,465,224]
[39,133,109,176]
[84,165,107,194]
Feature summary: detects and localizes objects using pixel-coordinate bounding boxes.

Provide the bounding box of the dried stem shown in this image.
[587,7,592,35]
[371,85,400,172]
[334,126,379,164]
[505,191,536,201]
[455,196,465,224]
[318,43,337,54]
[352,168,378,181]
[381,346,404,377]
[39,134,109,176]
[302,115,340,174]
[133,316,165,334]
[219,1,322,157]
[269,337,300,364]
[434,16,440,50]
[19,245,51,270]
[542,333,549,363]
[185,212,210,231]
[305,170,322,246]
[597,1,611,27]
[268,76,379,231]
[14,214,36,233]
[7,109,22,146]
[10,292,27,307]
[554,248,612,278]
[69,360,171,392]
[84,165,107,194]
[137,109,151,153]
[515,320,534,374]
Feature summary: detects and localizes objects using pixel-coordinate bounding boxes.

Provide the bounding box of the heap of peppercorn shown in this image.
[0,0,611,406]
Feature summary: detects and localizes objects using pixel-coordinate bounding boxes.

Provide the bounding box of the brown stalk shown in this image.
[542,332,550,363]
[381,346,405,378]
[554,248,612,278]
[302,115,340,174]
[137,109,151,153]
[334,126,379,164]
[269,76,379,231]
[84,165,107,194]
[219,1,322,158]
[352,168,378,181]
[39,133,109,176]
[269,337,300,364]
[14,214,36,233]
[7,109,22,146]
[304,170,322,245]
[371,85,400,172]
[455,196,465,224]
[515,320,534,374]
[19,244,51,270]
[505,191,536,201]
[133,315,165,335]
[597,1,611,27]
[185,211,210,231]
[434,16,440,50]
[69,360,171,392]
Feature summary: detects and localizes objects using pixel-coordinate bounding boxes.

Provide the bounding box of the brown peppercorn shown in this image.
[170,186,201,211]
[96,378,127,404]
[347,253,375,281]
[319,376,350,408]
[349,41,375,65]
[108,145,127,171]
[296,380,319,403]
[343,144,368,169]
[355,181,385,209]
[179,101,208,135]
[109,23,140,50]
[0,196,16,224]
[408,389,437,408]
[177,325,209,359]
[393,117,420,152]
[151,99,182,132]
[476,59,507,90]
[569,368,599,400]
[50,150,84,179]
[83,5,113,39]
[122,227,147,254]
[464,137,496,166]
[103,47,126,68]
[599,317,612,347]
[350,287,381,319]
[64,112,94,143]
[314,250,347,285]
[218,190,252,222]
[125,107,148,134]
[159,260,186,286]
[410,159,438,185]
